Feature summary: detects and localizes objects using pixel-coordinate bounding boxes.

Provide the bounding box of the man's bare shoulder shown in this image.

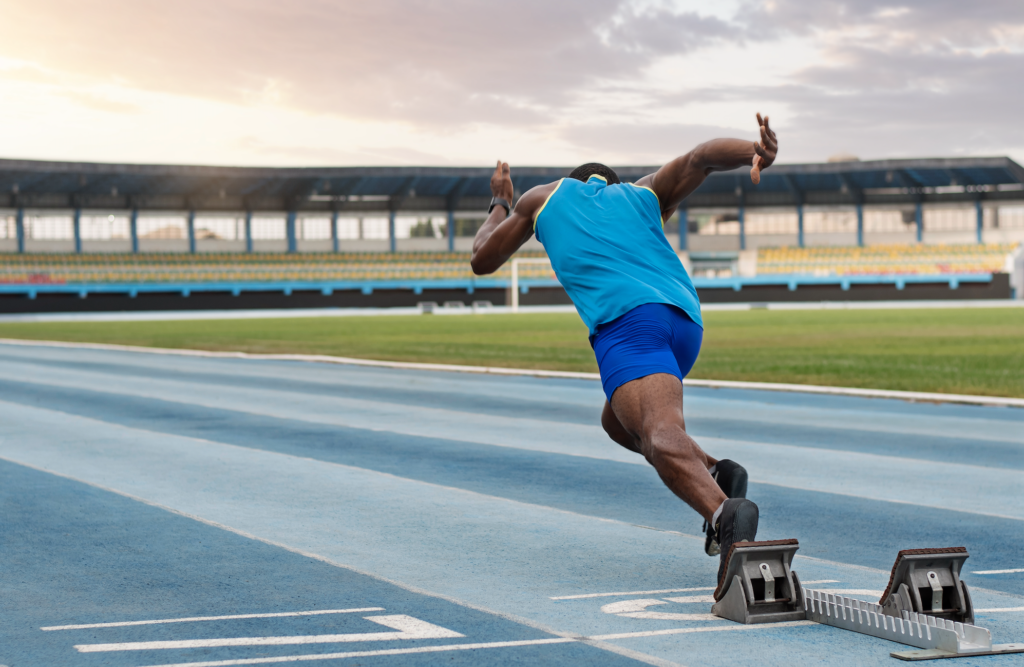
[516,180,562,219]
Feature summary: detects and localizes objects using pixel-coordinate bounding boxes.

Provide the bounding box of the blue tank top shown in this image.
[533,174,702,334]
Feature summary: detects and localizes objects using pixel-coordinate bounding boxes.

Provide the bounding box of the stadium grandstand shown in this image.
[1,156,1022,312]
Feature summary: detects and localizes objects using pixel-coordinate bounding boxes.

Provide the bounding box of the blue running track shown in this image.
[0,340,1022,667]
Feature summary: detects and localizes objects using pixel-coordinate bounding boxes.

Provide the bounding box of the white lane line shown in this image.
[551,580,839,601]
[976,607,1024,613]
[1,426,901,605]
[75,615,462,653]
[589,620,816,640]
[42,608,384,631]
[973,568,1024,575]
[0,450,688,667]
[551,587,713,601]
[13,363,1021,523]
[618,612,721,622]
[663,596,716,603]
[138,638,576,667]
[131,621,820,667]
[4,337,1023,407]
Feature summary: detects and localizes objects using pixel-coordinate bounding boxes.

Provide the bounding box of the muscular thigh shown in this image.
[609,372,685,441]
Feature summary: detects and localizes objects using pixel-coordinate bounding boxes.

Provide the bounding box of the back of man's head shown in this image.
[568,163,620,185]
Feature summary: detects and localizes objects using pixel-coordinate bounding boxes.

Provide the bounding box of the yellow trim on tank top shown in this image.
[533,178,564,230]
[627,182,664,227]
[627,182,659,204]
[586,174,608,183]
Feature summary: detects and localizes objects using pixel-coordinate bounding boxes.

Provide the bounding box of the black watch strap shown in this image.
[489,197,511,215]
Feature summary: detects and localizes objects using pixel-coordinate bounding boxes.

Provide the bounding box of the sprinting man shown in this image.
[471,114,778,582]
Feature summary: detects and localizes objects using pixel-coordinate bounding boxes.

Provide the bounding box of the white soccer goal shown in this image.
[509,257,552,312]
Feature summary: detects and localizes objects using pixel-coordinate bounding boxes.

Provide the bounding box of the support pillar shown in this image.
[15,207,24,253]
[447,210,455,252]
[73,208,82,254]
[388,210,396,253]
[856,203,864,247]
[331,210,339,253]
[915,202,923,243]
[244,211,253,253]
[678,208,688,251]
[130,209,139,253]
[286,211,297,253]
[187,210,196,253]
[975,200,983,244]
[738,203,746,251]
[797,204,805,248]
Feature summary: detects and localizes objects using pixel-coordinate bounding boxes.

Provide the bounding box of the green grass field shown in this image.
[2,307,1023,398]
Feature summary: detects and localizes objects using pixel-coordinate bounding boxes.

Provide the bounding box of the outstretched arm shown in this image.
[470,160,557,275]
[636,113,778,219]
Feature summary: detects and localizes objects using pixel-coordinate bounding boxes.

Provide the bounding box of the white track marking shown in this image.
[974,569,1024,575]
[797,580,843,584]
[618,612,721,621]
[137,638,576,667]
[75,615,462,653]
[663,595,716,603]
[976,607,1024,613]
[9,362,1022,522]
[130,621,820,667]
[553,587,714,601]
[0,417,914,596]
[551,581,839,601]
[42,608,384,631]
[0,457,682,667]
[3,337,1023,407]
[589,620,816,640]
[601,599,668,614]
[808,589,883,598]
[600,598,722,621]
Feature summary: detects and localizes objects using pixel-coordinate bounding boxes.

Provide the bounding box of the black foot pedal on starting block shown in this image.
[711,539,805,624]
[880,547,974,625]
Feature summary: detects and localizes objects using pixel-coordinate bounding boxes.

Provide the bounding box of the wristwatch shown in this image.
[489,197,511,215]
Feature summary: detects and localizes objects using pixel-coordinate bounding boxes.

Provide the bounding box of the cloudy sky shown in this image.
[1,0,1022,167]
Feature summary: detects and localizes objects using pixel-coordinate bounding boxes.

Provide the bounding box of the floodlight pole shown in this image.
[15,207,24,254]
[331,210,339,253]
[975,199,983,244]
[130,208,139,254]
[244,211,253,253]
[73,208,82,254]
[187,210,197,254]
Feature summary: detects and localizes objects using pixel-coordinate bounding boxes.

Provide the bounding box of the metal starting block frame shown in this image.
[711,539,806,624]
[801,546,1024,661]
[879,547,974,625]
[711,542,1024,659]
[802,588,1020,660]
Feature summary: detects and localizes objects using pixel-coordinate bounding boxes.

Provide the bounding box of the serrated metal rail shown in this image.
[802,588,993,655]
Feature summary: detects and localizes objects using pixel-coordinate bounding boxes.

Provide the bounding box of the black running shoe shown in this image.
[715,498,759,586]
[704,460,749,556]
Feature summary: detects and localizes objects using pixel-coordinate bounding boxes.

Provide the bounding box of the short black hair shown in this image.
[568,163,620,185]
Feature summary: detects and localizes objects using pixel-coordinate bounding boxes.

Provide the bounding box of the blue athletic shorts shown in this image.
[589,302,704,402]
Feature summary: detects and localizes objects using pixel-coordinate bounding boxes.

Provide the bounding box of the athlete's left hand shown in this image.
[751,113,777,185]
[490,160,514,202]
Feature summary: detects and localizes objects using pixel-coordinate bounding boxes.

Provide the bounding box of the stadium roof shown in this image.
[1,156,1022,214]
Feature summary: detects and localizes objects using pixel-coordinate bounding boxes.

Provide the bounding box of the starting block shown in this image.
[879,547,974,625]
[711,539,806,624]
[711,541,1024,660]
[801,547,1024,661]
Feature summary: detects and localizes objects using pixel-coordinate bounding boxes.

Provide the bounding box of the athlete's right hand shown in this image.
[491,160,514,203]
[750,113,777,185]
